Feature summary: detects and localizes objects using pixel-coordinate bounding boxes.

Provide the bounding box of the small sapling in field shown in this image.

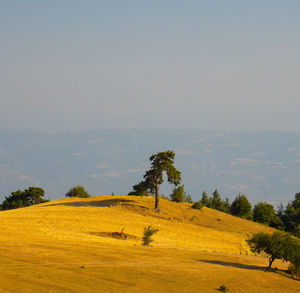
[142,226,159,246]
[219,285,228,292]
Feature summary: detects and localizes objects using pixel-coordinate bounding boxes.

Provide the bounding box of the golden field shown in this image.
[0,195,298,293]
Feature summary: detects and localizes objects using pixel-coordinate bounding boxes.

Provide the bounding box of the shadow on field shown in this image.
[40,199,138,208]
[198,259,265,271]
[199,259,299,280]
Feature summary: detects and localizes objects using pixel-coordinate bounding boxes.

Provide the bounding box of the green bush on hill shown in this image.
[65,185,90,198]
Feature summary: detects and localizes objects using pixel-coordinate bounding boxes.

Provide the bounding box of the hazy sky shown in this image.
[1,1,300,132]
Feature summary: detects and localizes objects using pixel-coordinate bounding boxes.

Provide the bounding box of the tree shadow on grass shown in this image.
[198,260,299,280]
[198,259,266,271]
[40,198,138,208]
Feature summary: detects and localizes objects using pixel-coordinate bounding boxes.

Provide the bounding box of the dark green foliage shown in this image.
[289,242,300,277]
[253,202,282,228]
[223,197,230,214]
[200,189,230,213]
[247,231,299,270]
[128,181,150,196]
[280,193,300,237]
[201,190,209,206]
[210,189,223,211]
[170,185,184,202]
[1,187,48,210]
[142,150,181,212]
[219,285,228,292]
[65,185,90,198]
[170,185,192,203]
[142,226,159,246]
[192,201,203,210]
[206,189,230,213]
[230,194,253,220]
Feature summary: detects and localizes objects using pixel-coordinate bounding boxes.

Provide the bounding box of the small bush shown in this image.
[219,285,228,292]
[192,201,203,210]
[142,226,159,246]
[65,185,90,198]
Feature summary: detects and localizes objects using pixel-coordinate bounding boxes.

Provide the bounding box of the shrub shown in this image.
[192,201,203,210]
[219,285,228,292]
[142,226,159,246]
[65,185,90,198]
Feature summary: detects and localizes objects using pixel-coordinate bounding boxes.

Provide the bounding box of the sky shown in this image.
[1,0,300,133]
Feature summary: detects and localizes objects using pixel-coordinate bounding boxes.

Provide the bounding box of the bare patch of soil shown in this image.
[89,231,138,240]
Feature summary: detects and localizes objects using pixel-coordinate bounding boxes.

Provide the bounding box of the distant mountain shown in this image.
[0,129,299,204]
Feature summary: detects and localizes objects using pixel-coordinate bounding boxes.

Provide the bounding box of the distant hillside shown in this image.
[0,195,298,292]
[0,129,300,203]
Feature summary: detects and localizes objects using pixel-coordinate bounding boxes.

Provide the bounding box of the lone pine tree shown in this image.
[141,150,181,212]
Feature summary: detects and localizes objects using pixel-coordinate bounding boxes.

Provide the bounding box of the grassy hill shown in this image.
[0,196,298,292]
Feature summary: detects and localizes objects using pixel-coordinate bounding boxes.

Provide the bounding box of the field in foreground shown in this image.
[0,196,298,292]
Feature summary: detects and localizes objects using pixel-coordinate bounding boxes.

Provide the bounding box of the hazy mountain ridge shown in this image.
[0,129,299,203]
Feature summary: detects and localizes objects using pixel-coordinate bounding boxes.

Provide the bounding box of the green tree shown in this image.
[24,187,46,205]
[128,181,150,196]
[170,184,192,203]
[289,242,300,277]
[247,231,299,270]
[281,193,300,237]
[65,185,90,198]
[230,193,253,220]
[184,193,193,203]
[223,197,231,214]
[253,202,282,228]
[170,185,184,202]
[143,150,181,212]
[210,189,223,211]
[1,187,48,210]
[201,190,209,206]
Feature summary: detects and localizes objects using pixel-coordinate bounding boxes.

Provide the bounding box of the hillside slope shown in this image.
[0,196,298,292]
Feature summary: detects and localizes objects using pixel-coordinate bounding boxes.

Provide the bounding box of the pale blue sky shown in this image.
[1,1,300,132]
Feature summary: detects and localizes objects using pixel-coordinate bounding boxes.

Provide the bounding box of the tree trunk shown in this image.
[267,256,275,270]
[154,181,160,212]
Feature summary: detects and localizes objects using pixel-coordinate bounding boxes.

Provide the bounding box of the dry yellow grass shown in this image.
[0,195,298,292]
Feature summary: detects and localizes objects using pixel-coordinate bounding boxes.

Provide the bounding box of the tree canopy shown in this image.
[253,202,282,228]
[170,184,192,203]
[280,193,300,237]
[247,231,300,271]
[129,150,181,212]
[1,187,48,210]
[230,194,253,220]
[65,185,90,198]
